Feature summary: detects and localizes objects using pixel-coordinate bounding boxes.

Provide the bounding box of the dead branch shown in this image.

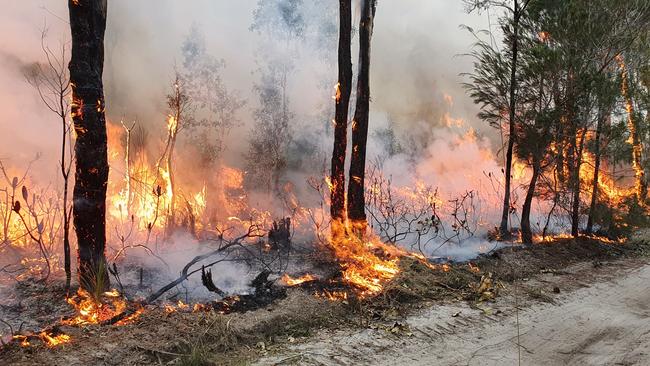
[101,225,264,325]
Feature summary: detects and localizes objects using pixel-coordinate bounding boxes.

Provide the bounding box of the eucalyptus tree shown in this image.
[347,0,378,226]
[68,0,110,291]
[465,0,533,238]
[330,0,353,222]
[247,0,304,193]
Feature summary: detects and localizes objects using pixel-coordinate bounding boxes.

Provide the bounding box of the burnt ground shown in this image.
[1,232,649,365]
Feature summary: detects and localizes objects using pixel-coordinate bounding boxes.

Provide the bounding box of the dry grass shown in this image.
[3,233,650,365]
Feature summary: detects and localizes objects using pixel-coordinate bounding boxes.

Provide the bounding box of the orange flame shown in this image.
[39,331,71,347]
[282,273,318,286]
[63,289,139,326]
[328,219,401,297]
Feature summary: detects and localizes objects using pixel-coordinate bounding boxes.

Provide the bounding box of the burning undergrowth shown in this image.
[4,234,646,365]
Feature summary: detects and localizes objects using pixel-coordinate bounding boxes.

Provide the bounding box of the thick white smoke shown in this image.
[0,1,523,271]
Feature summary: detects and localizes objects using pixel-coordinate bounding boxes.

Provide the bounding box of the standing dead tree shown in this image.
[120,120,136,215]
[157,73,192,234]
[347,0,377,227]
[163,77,179,231]
[68,0,110,292]
[24,30,74,290]
[330,0,353,222]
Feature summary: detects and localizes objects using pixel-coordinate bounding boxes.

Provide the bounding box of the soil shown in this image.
[1,231,649,365]
[257,253,650,365]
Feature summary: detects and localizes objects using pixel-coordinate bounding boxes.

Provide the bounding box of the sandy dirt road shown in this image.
[257,259,650,366]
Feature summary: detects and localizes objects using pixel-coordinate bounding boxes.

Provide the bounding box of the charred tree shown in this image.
[586,110,607,234]
[121,120,136,215]
[330,0,353,221]
[347,0,377,226]
[68,0,110,291]
[570,127,587,237]
[159,74,191,233]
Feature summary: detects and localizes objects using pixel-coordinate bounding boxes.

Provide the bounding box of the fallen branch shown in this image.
[102,225,264,325]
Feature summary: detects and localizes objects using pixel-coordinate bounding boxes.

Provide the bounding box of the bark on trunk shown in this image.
[166,130,177,229]
[520,157,540,244]
[330,0,353,221]
[68,0,110,291]
[620,60,647,202]
[347,0,377,225]
[60,96,72,291]
[499,0,521,238]
[122,122,134,215]
[586,111,606,234]
[571,128,587,237]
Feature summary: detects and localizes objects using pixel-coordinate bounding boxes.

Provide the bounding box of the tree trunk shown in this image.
[330,0,353,222]
[68,0,110,292]
[347,0,377,225]
[499,0,520,238]
[166,130,177,229]
[60,94,72,291]
[571,128,587,237]
[620,59,647,202]
[586,110,606,234]
[122,122,133,215]
[520,157,540,244]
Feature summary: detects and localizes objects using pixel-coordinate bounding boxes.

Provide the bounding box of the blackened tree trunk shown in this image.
[571,128,587,237]
[520,156,540,244]
[347,0,377,225]
[330,0,353,221]
[61,108,72,292]
[68,0,110,291]
[586,110,606,234]
[499,0,521,239]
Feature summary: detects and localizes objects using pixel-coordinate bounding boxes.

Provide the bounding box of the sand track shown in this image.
[257,259,650,366]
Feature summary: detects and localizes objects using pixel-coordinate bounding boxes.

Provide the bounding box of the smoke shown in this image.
[0,0,494,159]
[0,1,519,269]
[120,232,255,300]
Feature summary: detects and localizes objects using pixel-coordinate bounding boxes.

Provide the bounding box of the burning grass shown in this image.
[1,233,649,365]
[63,289,135,326]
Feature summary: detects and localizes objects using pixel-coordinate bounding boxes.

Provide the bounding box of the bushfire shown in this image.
[0,62,643,353]
[63,289,142,326]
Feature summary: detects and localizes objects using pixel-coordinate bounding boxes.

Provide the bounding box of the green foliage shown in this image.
[465,0,650,234]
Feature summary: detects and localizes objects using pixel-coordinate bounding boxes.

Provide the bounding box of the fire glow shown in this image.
[282,273,318,286]
[63,289,140,326]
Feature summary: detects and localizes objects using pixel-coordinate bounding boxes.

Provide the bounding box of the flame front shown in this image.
[328,220,401,297]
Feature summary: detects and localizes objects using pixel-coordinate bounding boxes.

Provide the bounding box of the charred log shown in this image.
[201,265,225,296]
[268,217,291,249]
[209,270,285,314]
